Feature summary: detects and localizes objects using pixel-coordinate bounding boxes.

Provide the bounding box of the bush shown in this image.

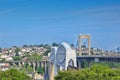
[0,68,32,80]
[55,64,120,80]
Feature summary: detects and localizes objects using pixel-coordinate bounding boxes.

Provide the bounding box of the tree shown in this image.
[15,48,20,53]
[39,44,44,47]
[22,45,28,47]
[13,56,21,61]
[43,49,51,56]
[81,60,89,68]
[52,42,59,46]
[37,67,45,74]
[28,53,42,61]
[117,47,120,52]
[90,50,94,55]
[20,65,33,73]
[1,58,5,62]
[0,47,1,50]
[0,68,32,80]
[70,44,74,48]
[29,45,33,47]
[24,52,30,57]
[55,64,120,80]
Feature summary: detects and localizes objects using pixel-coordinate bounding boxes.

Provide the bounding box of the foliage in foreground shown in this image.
[55,64,120,80]
[0,68,32,80]
[20,65,33,73]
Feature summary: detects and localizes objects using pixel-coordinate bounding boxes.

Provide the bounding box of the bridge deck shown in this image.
[77,55,120,63]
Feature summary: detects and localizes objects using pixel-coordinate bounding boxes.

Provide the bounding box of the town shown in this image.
[0,0,120,80]
[0,34,120,80]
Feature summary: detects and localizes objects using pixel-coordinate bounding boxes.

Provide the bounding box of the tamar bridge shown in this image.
[77,55,120,68]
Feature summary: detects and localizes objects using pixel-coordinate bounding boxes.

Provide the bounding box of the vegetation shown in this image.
[24,52,30,57]
[81,60,90,68]
[80,61,120,69]
[43,45,51,56]
[20,65,33,73]
[55,64,120,80]
[15,48,20,53]
[20,63,45,74]
[13,56,21,61]
[70,44,74,48]
[0,68,32,80]
[43,49,51,56]
[22,45,28,47]
[1,58,5,62]
[52,42,59,46]
[0,47,1,50]
[37,67,45,74]
[28,53,42,61]
[22,44,50,48]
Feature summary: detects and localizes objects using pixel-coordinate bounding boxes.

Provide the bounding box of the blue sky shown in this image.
[0,0,120,50]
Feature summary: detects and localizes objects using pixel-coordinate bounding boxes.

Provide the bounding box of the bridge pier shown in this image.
[5,60,49,75]
[44,61,47,73]
[28,62,31,66]
[13,62,16,67]
[18,62,21,67]
[50,63,54,80]
[22,62,25,65]
[41,61,43,68]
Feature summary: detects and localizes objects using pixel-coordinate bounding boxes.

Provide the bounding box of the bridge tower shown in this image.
[78,34,91,55]
[49,42,77,80]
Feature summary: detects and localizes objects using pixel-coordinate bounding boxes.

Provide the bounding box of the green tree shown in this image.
[13,56,21,61]
[55,64,120,80]
[20,65,33,73]
[81,60,89,68]
[52,42,59,46]
[1,58,5,62]
[24,52,30,57]
[37,67,45,74]
[39,44,44,47]
[43,49,51,56]
[44,44,50,48]
[0,47,1,50]
[28,53,42,61]
[0,68,32,80]
[70,44,74,48]
[29,45,33,47]
[15,48,20,53]
[22,45,28,47]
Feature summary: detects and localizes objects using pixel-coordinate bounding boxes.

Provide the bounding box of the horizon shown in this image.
[0,0,120,50]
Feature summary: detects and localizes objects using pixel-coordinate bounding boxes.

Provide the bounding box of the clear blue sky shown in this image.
[0,0,120,50]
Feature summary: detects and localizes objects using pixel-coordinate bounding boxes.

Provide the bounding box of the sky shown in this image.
[0,0,120,50]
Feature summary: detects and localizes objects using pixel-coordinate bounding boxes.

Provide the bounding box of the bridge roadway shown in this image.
[77,55,120,68]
